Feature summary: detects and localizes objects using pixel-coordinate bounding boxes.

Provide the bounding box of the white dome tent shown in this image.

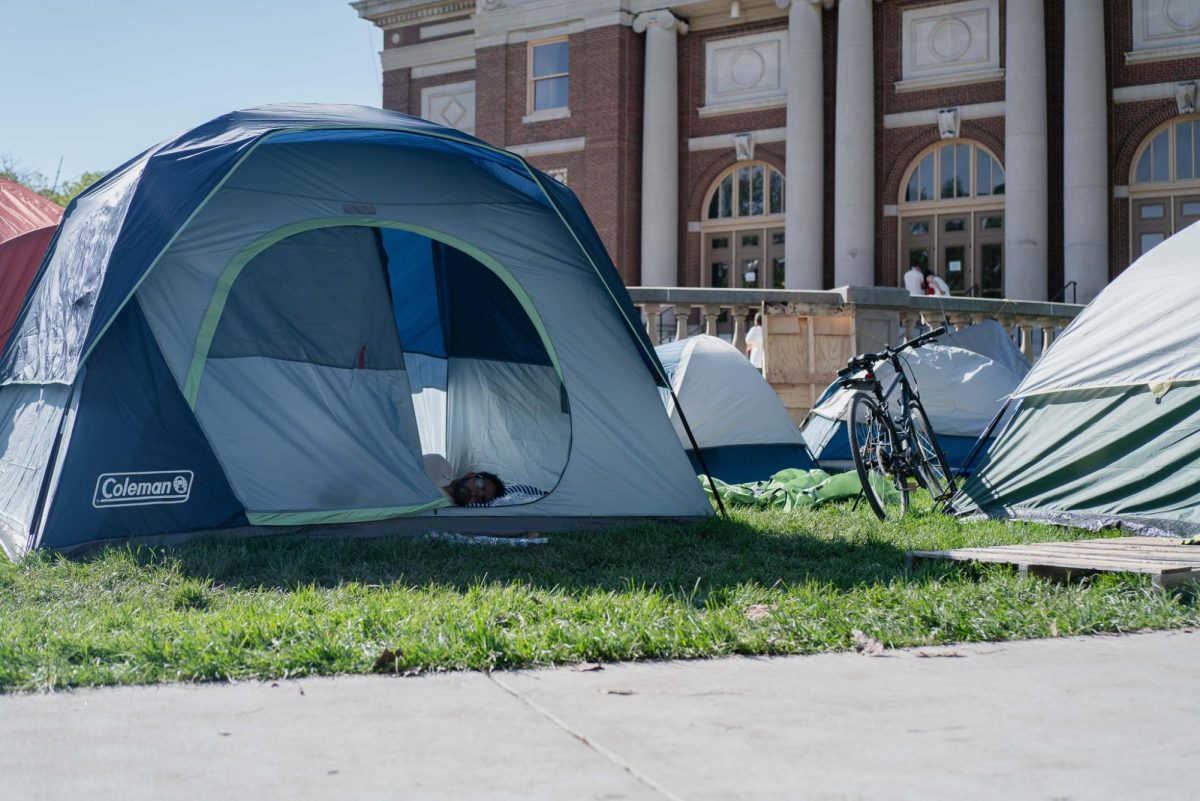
[656,335,814,483]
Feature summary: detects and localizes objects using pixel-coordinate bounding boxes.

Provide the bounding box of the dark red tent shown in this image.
[0,226,58,351]
[0,178,63,352]
[0,177,62,244]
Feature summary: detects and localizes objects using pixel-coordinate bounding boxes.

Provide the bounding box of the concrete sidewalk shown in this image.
[3,629,1197,800]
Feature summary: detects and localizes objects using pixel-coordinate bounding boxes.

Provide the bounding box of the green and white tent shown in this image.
[952,223,1200,535]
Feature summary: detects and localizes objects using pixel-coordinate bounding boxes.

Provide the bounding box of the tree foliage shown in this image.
[1,154,104,207]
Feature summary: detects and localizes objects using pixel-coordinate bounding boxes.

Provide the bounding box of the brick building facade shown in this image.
[354,0,1200,303]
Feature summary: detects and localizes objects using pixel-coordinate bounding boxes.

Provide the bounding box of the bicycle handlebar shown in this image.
[838,326,947,376]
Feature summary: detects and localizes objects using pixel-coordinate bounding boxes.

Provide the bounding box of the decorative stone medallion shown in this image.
[705,30,787,108]
[901,0,999,82]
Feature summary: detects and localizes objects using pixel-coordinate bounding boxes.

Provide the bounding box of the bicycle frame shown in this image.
[861,355,921,478]
[837,325,954,509]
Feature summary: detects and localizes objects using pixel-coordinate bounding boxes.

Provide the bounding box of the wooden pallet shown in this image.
[906,537,1200,590]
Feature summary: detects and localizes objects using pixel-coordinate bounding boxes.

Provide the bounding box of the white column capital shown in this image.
[633,10,689,35]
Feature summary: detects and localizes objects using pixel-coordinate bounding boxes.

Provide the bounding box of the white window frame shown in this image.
[1127,115,1200,261]
[527,36,570,118]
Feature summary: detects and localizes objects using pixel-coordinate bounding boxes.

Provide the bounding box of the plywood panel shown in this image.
[812,316,852,336]
[767,316,802,334]
[814,334,854,373]
[771,382,819,424]
[766,333,809,383]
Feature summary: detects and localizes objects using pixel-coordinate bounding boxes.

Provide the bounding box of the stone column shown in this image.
[778,0,826,288]
[634,11,688,287]
[1004,0,1049,300]
[833,0,876,288]
[673,304,692,341]
[1064,1,1108,304]
[732,306,750,351]
[643,304,662,345]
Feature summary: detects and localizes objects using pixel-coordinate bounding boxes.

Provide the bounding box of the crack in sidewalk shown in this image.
[488,673,686,801]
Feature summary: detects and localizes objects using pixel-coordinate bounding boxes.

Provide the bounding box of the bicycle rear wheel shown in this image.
[908,401,954,503]
[848,393,899,520]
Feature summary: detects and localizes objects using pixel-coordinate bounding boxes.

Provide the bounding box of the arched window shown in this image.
[897,140,1005,297]
[1129,116,1200,259]
[701,162,785,288]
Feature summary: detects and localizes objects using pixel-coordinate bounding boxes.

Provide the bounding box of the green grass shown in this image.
[1,501,1197,692]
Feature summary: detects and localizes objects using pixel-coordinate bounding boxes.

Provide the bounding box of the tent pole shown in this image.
[955,396,1014,483]
[27,376,82,550]
[669,387,728,518]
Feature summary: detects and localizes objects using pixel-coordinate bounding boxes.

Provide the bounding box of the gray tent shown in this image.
[952,223,1200,535]
[0,105,710,557]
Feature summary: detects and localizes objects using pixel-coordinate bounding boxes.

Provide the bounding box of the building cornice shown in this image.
[472,0,631,48]
[353,0,475,28]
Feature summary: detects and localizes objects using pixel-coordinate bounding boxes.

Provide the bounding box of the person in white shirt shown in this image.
[745,312,764,371]
[904,264,926,295]
[923,269,950,296]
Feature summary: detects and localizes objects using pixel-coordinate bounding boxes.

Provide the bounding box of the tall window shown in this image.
[905,141,1004,203]
[702,162,786,289]
[898,140,1005,297]
[1130,117,1200,260]
[529,38,569,113]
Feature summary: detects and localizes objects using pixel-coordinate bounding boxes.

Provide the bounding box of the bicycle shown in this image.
[835,326,956,520]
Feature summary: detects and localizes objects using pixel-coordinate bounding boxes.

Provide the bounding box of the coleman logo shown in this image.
[93,470,193,508]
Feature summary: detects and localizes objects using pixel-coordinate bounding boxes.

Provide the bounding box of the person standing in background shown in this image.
[745,312,764,372]
[904,264,926,295]
[923,268,950,296]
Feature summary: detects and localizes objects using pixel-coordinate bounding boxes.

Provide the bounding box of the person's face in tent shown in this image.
[448,473,500,506]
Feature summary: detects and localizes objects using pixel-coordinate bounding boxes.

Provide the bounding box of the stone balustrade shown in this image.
[629,286,1084,423]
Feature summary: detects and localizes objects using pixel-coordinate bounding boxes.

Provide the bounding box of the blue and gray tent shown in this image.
[0,104,711,557]
[800,321,1030,472]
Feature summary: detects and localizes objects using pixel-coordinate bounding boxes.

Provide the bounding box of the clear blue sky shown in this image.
[1,1,381,185]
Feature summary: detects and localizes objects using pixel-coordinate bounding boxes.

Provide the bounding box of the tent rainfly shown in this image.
[801,320,1030,472]
[0,104,711,558]
[952,223,1200,535]
[656,334,814,483]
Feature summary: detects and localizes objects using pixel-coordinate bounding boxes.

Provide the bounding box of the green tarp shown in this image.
[701,468,900,512]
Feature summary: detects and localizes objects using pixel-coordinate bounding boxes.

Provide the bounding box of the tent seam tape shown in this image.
[1015,377,1200,399]
[246,497,451,526]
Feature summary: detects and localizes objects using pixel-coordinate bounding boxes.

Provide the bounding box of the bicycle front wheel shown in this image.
[908,401,954,503]
[848,393,898,520]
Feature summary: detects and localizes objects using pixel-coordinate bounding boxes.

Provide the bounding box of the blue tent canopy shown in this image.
[0,104,708,558]
[2,105,663,389]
